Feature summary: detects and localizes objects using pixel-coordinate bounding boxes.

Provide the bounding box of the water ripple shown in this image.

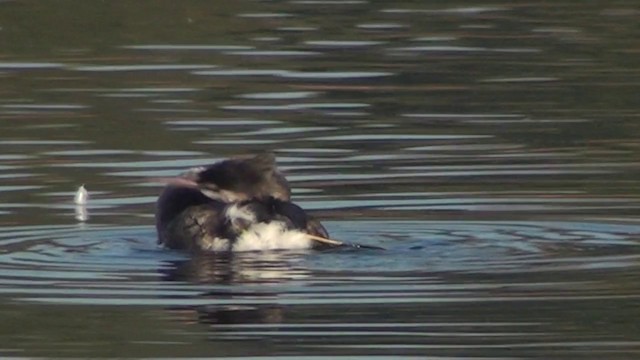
[193,69,393,79]
[71,64,217,72]
[123,44,254,51]
[0,220,637,305]
[0,62,64,69]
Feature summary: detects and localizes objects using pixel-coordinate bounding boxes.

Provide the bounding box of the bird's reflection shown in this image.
[160,251,310,327]
[161,250,311,284]
[194,304,285,326]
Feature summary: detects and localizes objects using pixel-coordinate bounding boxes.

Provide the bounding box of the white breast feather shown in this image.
[225,203,257,223]
[232,222,312,252]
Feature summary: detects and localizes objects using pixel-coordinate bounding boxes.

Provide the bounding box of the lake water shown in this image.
[1,1,640,358]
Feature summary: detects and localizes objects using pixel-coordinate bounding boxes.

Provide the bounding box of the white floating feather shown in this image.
[74,184,89,205]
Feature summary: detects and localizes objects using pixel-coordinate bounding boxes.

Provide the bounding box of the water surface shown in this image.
[0,1,639,358]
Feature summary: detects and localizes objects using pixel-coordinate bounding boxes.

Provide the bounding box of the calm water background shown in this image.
[1,1,640,358]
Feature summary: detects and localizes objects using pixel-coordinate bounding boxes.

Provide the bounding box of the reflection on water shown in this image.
[0,0,639,358]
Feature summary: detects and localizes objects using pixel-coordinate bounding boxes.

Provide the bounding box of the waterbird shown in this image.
[155,153,352,252]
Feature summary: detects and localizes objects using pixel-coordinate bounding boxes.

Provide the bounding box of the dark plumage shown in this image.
[224,197,329,240]
[196,153,291,202]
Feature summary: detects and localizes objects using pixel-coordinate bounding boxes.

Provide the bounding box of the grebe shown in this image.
[155,153,330,252]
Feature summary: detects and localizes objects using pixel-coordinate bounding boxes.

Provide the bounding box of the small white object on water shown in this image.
[74,185,89,222]
[74,184,88,205]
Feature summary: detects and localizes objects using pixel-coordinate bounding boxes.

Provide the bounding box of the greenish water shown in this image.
[0,1,639,358]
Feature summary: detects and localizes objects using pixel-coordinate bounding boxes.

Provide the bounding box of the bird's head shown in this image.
[155,153,291,203]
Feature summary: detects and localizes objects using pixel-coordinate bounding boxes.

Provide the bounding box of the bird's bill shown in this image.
[306,234,345,246]
[307,234,385,250]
